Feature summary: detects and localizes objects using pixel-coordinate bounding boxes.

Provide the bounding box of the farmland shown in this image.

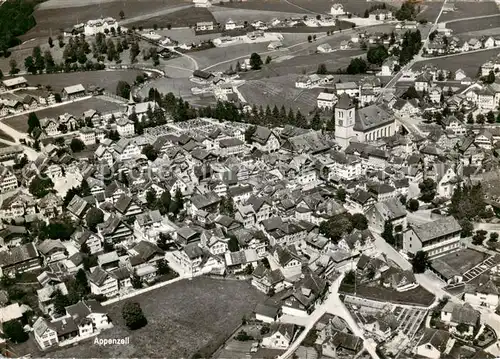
[448,15,500,35]
[3,97,125,132]
[239,74,324,113]
[412,48,500,78]
[29,278,266,358]
[210,6,308,24]
[24,0,191,39]
[439,1,499,22]
[416,1,444,23]
[24,70,151,93]
[126,6,217,29]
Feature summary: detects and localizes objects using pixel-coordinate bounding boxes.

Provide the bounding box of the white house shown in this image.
[414,329,454,359]
[464,278,499,309]
[330,3,345,16]
[33,317,58,350]
[193,0,211,7]
[317,92,338,110]
[196,21,214,31]
[116,117,135,137]
[261,324,295,350]
[317,43,334,53]
[83,18,117,36]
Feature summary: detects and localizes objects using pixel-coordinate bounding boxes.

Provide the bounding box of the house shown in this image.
[63,84,86,100]
[392,98,419,117]
[37,283,69,315]
[261,323,295,349]
[249,126,280,152]
[0,165,18,193]
[317,43,333,53]
[281,272,327,316]
[65,299,111,335]
[369,9,393,21]
[380,57,398,76]
[254,302,280,323]
[33,317,59,349]
[414,328,454,359]
[71,228,102,255]
[363,312,398,340]
[196,21,214,31]
[403,216,462,258]
[0,242,41,277]
[317,92,338,110]
[440,302,479,336]
[464,277,499,309]
[116,117,135,137]
[330,3,345,16]
[381,267,417,291]
[2,76,28,90]
[273,245,302,279]
[37,239,67,264]
[83,17,117,36]
[88,266,119,298]
[193,0,211,7]
[252,263,286,294]
[321,330,363,358]
[366,198,407,233]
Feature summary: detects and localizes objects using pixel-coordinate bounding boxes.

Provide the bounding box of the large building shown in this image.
[335,94,396,149]
[403,216,462,259]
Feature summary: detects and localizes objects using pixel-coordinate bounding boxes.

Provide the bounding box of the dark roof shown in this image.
[193,70,213,79]
[0,243,38,268]
[336,93,355,110]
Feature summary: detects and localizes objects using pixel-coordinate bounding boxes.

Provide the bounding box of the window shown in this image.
[339,120,343,126]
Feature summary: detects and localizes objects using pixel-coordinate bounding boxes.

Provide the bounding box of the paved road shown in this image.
[278,274,380,359]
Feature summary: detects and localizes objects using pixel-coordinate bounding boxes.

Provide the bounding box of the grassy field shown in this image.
[0,130,15,143]
[239,74,323,113]
[413,48,500,78]
[192,42,273,69]
[440,1,499,22]
[448,15,500,34]
[416,1,444,23]
[4,97,125,132]
[210,5,308,24]
[30,278,266,358]
[24,0,191,39]
[127,6,217,29]
[24,69,149,93]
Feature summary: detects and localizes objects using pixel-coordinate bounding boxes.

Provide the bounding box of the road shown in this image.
[118,5,193,26]
[278,274,380,359]
[442,13,500,25]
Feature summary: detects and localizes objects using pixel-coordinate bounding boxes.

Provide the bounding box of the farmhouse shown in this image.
[317,43,333,53]
[83,18,117,36]
[63,84,86,100]
[330,3,345,16]
[196,22,214,31]
[2,77,28,90]
[335,94,396,149]
[193,0,211,7]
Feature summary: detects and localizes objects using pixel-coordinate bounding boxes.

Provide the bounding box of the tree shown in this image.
[53,289,69,316]
[265,56,272,64]
[459,219,473,238]
[382,221,395,245]
[319,213,353,243]
[456,323,468,334]
[336,187,346,202]
[116,81,131,99]
[9,59,19,75]
[122,301,147,330]
[367,45,389,66]
[412,250,429,273]
[75,268,90,295]
[316,63,328,75]
[351,213,368,230]
[490,232,499,242]
[244,125,257,143]
[142,144,158,161]
[344,270,356,285]
[476,113,485,124]
[29,176,54,198]
[346,58,367,74]
[70,138,86,153]
[407,198,419,212]
[228,235,240,252]
[3,320,28,343]
[48,36,53,48]
[86,207,104,231]
[250,52,263,70]
[24,56,36,74]
[220,196,235,217]
[487,111,495,124]
[146,189,157,209]
[158,191,171,215]
[486,70,496,84]
[157,259,170,275]
[419,178,437,202]
[119,10,125,19]
[131,272,142,289]
[27,112,40,134]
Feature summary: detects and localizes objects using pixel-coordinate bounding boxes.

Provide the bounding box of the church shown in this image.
[335,94,397,149]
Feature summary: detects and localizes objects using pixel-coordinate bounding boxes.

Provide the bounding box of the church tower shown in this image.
[335,93,356,149]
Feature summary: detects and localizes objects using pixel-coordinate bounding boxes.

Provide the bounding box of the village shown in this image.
[0,0,500,358]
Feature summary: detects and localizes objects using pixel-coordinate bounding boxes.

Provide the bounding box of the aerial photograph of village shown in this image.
[0,0,500,357]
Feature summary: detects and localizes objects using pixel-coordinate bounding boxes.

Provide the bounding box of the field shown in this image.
[24,69,149,93]
[416,1,444,23]
[413,48,500,78]
[239,74,323,113]
[4,97,125,132]
[30,278,266,358]
[192,42,274,69]
[448,15,500,34]
[210,6,308,24]
[24,0,192,39]
[126,6,217,29]
[0,130,15,143]
[440,1,499,22]
[220,0,386,16]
